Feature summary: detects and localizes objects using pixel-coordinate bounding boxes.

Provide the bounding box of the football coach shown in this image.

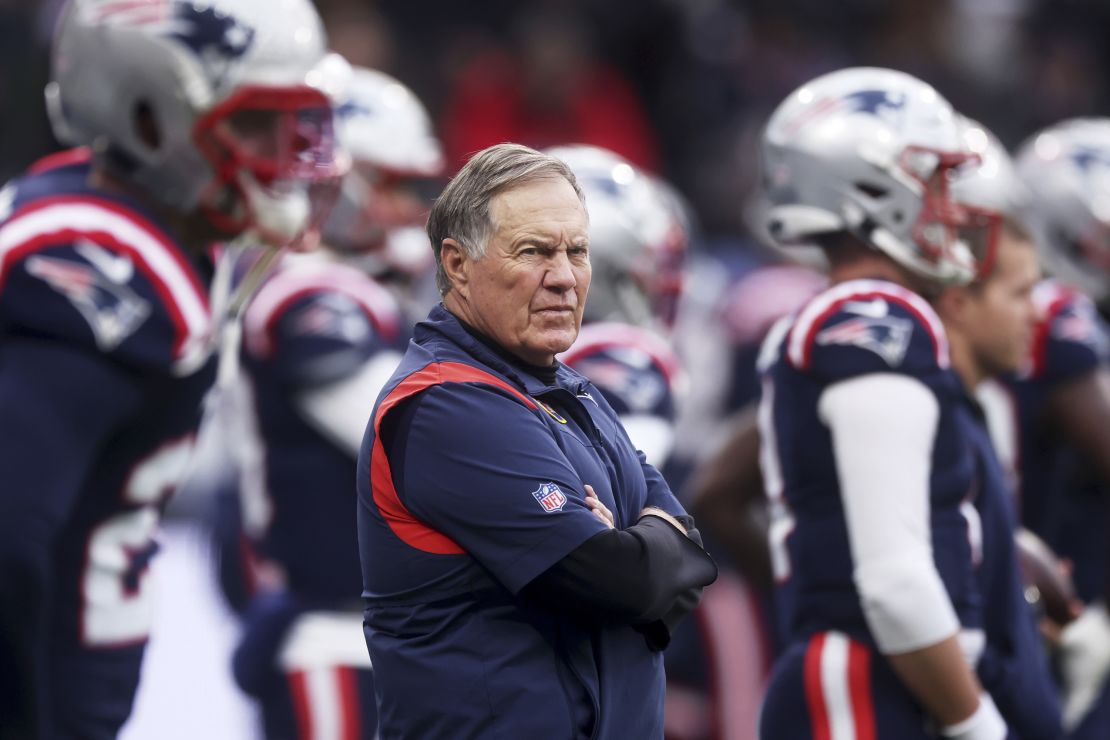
[356,142,717,739]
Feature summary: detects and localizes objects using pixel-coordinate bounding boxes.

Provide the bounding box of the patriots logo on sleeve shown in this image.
[25,247,151,351]
[815,313,914,367]
[290,293,372,344]
[531,482,568,513]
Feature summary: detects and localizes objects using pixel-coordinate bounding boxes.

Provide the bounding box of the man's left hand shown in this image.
[585,485,615,529]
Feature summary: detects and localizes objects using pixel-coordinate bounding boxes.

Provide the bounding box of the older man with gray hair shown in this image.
[356,143,717,739]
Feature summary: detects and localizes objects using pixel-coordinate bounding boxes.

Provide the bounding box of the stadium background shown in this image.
[1,0,1108,737]
[4,0,1109,249]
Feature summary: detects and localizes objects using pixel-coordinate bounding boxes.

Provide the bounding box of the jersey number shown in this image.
[758,377,795,582]
[81,437,195,646]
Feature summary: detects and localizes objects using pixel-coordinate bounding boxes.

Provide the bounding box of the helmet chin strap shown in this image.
[207,237,287,388]
[238,171,312,246]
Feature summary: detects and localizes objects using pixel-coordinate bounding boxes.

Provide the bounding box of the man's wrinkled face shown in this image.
[453,177,590,365]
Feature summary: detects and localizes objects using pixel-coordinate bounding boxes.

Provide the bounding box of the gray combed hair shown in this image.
[427,142,585,296]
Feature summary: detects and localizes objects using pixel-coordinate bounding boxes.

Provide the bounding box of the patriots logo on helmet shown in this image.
[531,482,568,513]
[786,89,907,135]
[165,3,255,86]
[336,100,376,121]
[1069,146,1110,201]
[168,4,254,59]
[841,89,907,117]
[25,252,151,351]
[1069,146,1110,174]
[816,314,914,367]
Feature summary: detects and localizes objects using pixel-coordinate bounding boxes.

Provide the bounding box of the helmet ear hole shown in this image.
[133,100,162,151]
[853,182,888,200]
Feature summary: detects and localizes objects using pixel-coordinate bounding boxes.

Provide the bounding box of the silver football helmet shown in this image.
[546,144,688,330]
[1015,118,1110,303]
[46,0,344,245]
[761,67,1001,285]
[951,117,1027,223]
[323,64,445,276]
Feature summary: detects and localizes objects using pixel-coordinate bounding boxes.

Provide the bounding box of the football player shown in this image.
[755,67,1008,740]
[549,145,778,740]
[0,1,340,737]
[696,105,1061,739]
[227,64,444,739]
[545,144,688,468]
[935,117,1062,739]
[1007,119,1110,737]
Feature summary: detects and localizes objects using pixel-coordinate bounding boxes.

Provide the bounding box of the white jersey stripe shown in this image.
[304,666,342,740]
[787,279,949,369]
[821,632,857,740]
[758,376,793,583]
[0,200,210,361]
[278,611,374,671]
[244,257,401,357]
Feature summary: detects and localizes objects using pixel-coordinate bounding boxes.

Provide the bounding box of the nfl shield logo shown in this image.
[532,482,568,513]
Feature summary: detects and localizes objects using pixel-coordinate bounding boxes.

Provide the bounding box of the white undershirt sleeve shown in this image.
[818,373,960,655]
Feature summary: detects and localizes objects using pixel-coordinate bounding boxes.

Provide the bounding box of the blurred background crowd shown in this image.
[4,0,1109,247]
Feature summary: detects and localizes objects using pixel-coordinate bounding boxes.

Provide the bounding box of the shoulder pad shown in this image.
[0,195,211,373]
[243,257,402,379]
[1027,280,1109,382]
[785,279,950,380]
[561,322,683,416]
[26,148,93,177]
[757,313,796,375]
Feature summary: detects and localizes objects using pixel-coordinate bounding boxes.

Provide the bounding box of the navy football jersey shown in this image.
[757,279,982,646]
[559,321,683,468]
[1003,280,1110,602]
[560,321,682,419]
[0,153,216,734]
[240,253,405,606]
[969,400,1063,738]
